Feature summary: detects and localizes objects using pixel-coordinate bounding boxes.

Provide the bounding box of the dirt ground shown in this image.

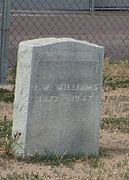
[0,130,129,179]
[0,86,129,179]
[102,87,129,118]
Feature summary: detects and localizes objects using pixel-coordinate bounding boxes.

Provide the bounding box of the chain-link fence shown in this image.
[1,0,129,119]
[1,2,129,170]
[9,0,129,67]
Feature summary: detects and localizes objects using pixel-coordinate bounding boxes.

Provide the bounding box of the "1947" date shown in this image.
[39,94,93,103]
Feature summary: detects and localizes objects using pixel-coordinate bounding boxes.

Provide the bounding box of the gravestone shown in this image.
[12,38,104,157]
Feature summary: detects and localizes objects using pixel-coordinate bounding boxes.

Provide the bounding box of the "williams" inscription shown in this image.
[43,83,98,91]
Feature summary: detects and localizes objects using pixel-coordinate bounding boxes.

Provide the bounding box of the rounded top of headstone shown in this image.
[19,38,104,50]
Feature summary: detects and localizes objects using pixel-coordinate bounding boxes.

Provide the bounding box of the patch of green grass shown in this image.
[0,118,103,167]
[86,148,110,168]
[101,117,129,133]
[0,118,13,155]
[0,119,110,170]
[103,75,129,89]
[122,168,129,180]
[17,151,108,168]
[0,68,15,103]
[7,68,16,85]
[1,115,128,167]
[0,119,12,138]
[0,88,14,103]
[86,155,100,168]
[0,172,42,180]
[18,153,86,167]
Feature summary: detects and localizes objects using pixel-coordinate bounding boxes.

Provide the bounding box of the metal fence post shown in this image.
[90,0,94,12]
[0,0,11,84]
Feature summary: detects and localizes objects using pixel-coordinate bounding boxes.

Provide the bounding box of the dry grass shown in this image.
[0,102,13,121]
[102,87,129,118]
[0,135,129,180]
[104,59,129,79]
[0,59,129,179]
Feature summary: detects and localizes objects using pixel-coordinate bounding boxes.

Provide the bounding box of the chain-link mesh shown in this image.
[9,0,129,66]
[8,0,129,119]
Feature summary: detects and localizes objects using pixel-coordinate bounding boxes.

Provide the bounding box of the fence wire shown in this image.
[0,1,129,166]
[5,0,129,118]
[1,1,129,169]
[9,0,129,66]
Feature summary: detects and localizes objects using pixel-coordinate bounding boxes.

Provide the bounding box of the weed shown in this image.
[0,68,15,103]
[0,117,13,155]
[16,152,106,169]
[0,89,14,103]
[103,59,129,89]
[18,153,86,167]
[0,172,42,180]
[103,77,129,89]
[101,117,129,133]
[87,155,100,168]
[104,59,129,79]
[7,68,16,86]
[122,169,129,180]
[99,147,110,158]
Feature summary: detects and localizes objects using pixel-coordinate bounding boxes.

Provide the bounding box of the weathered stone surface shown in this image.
[12,38,104,157]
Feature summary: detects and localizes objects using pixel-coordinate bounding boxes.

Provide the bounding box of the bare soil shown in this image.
[0,130,129,179]
[0,86,129,179]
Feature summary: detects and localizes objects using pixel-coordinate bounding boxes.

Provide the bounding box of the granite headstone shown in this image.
[12,38,104,157]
